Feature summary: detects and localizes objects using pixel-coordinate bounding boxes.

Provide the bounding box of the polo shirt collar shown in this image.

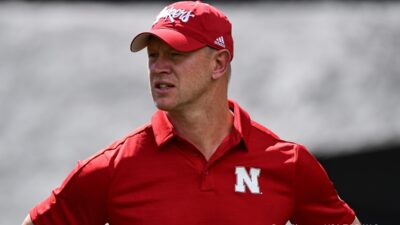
[151,110,175,147]
[229,99,251,150]
[151,99,252,150]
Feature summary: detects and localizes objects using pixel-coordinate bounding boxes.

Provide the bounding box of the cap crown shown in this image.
[151,1,234,59]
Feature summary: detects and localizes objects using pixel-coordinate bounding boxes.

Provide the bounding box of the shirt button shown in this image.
[203,170,209,176]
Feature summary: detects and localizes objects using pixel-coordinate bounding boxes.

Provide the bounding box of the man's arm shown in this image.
[22,214,34,225]
[352,217,361,225]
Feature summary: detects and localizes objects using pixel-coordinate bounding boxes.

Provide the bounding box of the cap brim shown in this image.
[130,29,206,52]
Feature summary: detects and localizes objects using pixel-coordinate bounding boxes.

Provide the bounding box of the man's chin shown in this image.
[153,101,176,112]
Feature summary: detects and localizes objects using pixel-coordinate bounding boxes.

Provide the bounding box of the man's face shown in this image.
[147,37,214,112]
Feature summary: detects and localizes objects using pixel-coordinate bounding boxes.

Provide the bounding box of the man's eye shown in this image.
[170,52,182,57]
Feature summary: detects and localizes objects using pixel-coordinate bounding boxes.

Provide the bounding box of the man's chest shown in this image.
[107,147,295,225]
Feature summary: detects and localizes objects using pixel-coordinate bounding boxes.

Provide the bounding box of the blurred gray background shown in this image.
[1,1,399,224]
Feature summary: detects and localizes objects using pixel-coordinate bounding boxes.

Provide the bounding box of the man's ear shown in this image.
[211,49,231,80]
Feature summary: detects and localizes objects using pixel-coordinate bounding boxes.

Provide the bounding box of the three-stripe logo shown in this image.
[214,36,225,48]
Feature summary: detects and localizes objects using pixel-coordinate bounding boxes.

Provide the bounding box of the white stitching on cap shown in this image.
[153,6,195,25]
[214,36,225,48]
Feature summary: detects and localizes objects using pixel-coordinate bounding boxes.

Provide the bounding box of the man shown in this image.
[23,1,361,225]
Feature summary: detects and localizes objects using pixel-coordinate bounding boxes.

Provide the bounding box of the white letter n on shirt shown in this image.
[235,166,261,194]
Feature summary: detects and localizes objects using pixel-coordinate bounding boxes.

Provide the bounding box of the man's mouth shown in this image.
[155,82,175,90]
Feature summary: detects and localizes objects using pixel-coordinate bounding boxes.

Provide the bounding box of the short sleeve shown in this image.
[30,152,111,225]
[290,145,355,225]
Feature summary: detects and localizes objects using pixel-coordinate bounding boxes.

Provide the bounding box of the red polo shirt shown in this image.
[30,100,355,225]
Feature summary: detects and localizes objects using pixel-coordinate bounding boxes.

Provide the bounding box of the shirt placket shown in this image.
[171,129,242,192]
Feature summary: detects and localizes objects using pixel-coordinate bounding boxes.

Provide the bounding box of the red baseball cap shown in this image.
[130,1,234,60]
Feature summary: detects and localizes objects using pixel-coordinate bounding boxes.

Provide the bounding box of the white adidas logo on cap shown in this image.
[214,36,225,48]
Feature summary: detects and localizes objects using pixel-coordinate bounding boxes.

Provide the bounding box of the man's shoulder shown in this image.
[104,122,153,152]
[250,120,281,140]
[57,123,155,186]
[248,120,304,156]
[81,122,154,166]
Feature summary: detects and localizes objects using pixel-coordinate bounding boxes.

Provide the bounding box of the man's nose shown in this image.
[149,55,171,75]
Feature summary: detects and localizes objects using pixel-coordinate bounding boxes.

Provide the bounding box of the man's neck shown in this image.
[167,99,233,161]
